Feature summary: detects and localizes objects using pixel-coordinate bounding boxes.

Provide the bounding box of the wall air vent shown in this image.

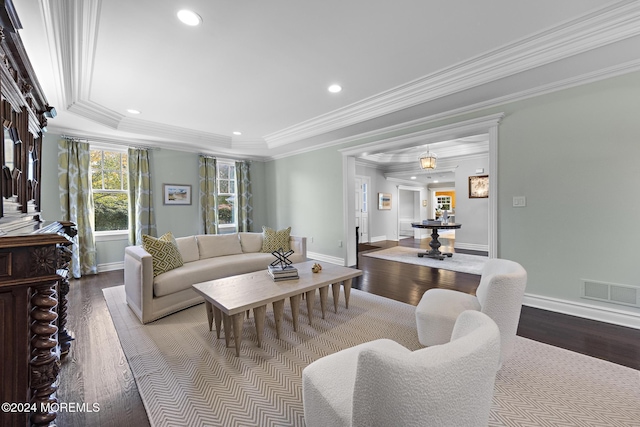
[582,280,639,308]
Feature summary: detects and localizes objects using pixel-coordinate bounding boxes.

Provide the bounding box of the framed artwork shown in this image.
[378,192,392,210]
[469,175,489,198]
[163,184,192,205]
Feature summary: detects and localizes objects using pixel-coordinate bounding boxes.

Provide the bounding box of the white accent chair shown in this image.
[302,310,501,427]
[415,258,527,364]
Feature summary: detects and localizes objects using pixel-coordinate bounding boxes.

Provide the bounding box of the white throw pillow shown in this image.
[239,232,263,253]
[196,234,243,259]
[175,236,200,263]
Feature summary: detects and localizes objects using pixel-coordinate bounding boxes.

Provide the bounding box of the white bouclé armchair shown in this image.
[302,310,501,427]
[415,258,527,364]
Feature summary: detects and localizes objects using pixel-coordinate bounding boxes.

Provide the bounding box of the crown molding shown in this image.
[37,0,640,156]
[117,118,232,147]
[46,124,271,162]
[269,55,640,162]
[231,138,269,150]
[40,0,101,106]
[40,0,237,150]
[339,113,504,158]
[67,99,123,128]
[264,0,640,148]
[383,153,487,176]
[385,177,428,187]
[360,141,489,165]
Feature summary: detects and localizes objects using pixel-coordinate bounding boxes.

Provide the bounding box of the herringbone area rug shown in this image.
[104,286,640,427]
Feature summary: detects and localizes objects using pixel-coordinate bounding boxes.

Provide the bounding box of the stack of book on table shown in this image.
[268,265,299,281]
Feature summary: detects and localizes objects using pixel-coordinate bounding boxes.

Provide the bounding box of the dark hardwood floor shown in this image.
[56,237,640,425]
[354,238,640,371]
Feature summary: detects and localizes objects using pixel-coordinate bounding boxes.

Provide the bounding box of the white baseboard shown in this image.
[307,252,346,266]
[97,261,124,273]
[370,235,387,243]
[454,242,489,252]
[523,293,640,330]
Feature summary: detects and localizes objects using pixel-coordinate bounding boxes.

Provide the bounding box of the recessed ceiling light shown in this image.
[233,131,242,136]
[127,109,141,115]
[177,9,202,26]
[410,176,417,180]
[434,180,439,183]
[328,84,342,93]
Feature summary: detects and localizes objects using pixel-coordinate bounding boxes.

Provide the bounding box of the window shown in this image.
[90,148,128,232]
[436,195,452,211]
[217,161,236,232]
[361,182,368,213]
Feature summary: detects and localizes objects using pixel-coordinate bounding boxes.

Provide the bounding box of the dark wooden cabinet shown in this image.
[0,230,73,427]
[0,1,70,426]
[0,0,52,230]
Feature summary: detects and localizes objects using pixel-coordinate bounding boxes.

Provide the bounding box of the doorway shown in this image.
[341,113,502,267]
[355,175,370,243]
[398,188,421,238]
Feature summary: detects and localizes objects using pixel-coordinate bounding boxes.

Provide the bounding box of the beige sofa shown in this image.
[124,232,307,324]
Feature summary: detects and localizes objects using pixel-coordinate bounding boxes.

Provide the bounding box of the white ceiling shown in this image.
[359,134,489,185]
[11,0,640,175]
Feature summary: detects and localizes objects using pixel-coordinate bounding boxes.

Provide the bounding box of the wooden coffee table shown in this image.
[192,260,363,356]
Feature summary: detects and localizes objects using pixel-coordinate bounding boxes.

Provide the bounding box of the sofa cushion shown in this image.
[175,236,200,263]
[196,234,243,259]
[239,232,263,253]
[261,226,291,252]
[154,253,269,297]
[142,232,184,277]
[153,251,308,297]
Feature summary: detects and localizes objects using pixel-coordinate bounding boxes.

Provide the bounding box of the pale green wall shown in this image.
[41,70,640,317]
[494,72,640,308]
[264,148,344,257]
[40,135,267,267]
[266,70,640,316]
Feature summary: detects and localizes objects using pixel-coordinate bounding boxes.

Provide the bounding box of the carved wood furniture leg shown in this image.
[205,301,214,331]
[222,314,231,348]
[273,299,284,339]
[213,306,222,339]
[319,286,329,319]
[57,228,75,357]
[232,313,244,357]
[30,283,60,427]
[253,305,266,348]
[290,294,301,332]
[332,282,341,313]
[306,290,316,325]
[343,278,353,309]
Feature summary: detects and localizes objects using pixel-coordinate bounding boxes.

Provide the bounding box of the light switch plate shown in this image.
[513,196,526,207]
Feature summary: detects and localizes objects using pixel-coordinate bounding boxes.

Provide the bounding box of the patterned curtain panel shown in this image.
[235,160,253,232]
[198,155,217,234]
[128,148,157,245]
[58,139,97,278]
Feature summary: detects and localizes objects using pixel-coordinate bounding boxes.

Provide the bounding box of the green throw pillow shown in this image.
[261,226,292,253]
[142,232,184,277]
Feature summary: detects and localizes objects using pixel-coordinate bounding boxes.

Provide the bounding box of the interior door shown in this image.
[355,176,370,243]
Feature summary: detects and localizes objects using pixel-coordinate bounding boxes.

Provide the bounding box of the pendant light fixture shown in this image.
[419,146,437,170]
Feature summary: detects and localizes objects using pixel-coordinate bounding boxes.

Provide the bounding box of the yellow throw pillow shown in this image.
[261,226,292,253]
[142,232,184,277]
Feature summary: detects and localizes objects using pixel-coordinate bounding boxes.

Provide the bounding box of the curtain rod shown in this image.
[198,154,252,163]
[60,134,159,151]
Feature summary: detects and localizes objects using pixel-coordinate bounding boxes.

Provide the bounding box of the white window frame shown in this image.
[90,143,129,240]
[216,160,237,233]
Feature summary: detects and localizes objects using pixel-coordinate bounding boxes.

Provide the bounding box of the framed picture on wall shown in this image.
[378,192,391,210]
[163,184,192,205]
[469,175,489,198]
